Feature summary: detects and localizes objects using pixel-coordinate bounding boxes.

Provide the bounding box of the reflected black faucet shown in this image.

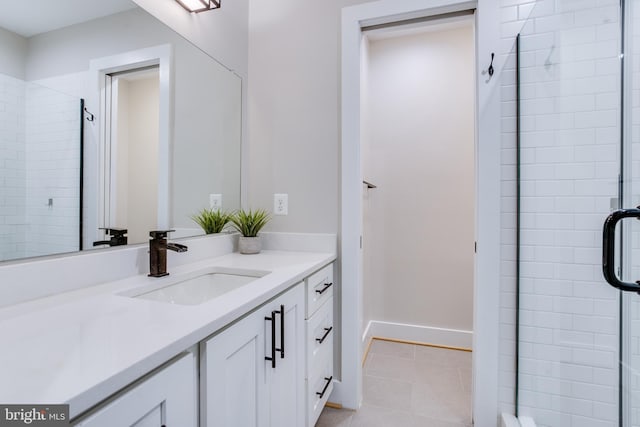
[148,230,188,278]
[93,228,128,247]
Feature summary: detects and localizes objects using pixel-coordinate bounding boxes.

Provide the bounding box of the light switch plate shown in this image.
[209,194,222,211]
[274,194,288,215]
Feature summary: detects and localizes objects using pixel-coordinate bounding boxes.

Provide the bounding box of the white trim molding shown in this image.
[363,321,473,350]
[340,0,502,425]
[89,44,173,246]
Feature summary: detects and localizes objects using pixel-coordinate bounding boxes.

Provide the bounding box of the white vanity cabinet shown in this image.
[202,283,305,427]
[73,352,196,427]
[304,263,334,427]
[65,257,335,427]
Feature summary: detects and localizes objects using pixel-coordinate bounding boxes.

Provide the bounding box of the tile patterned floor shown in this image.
[316,339,473,427]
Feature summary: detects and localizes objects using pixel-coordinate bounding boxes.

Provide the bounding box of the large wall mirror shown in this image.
[0,0,242,262]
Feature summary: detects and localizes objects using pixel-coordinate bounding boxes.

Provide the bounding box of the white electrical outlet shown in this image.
[209,194,222,211]
[274,194,288,215]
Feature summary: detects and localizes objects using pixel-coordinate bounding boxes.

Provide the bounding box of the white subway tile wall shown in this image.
[0,74,27,261]
[0,73,80,261]
[500,0,622,426]
[24,83,80,258]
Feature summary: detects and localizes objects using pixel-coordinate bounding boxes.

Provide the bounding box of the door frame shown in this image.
[339,0,502,426]
[88,44,173,244]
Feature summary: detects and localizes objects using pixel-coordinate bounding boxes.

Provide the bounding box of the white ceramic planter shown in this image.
[238,236,261,254]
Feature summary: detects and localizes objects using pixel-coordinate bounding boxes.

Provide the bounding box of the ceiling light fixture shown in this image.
[175,0,221,13]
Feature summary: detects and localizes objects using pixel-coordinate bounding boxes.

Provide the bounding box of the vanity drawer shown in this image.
[306,263,333,317]
[307,353,333,427]
[306,297,333,375]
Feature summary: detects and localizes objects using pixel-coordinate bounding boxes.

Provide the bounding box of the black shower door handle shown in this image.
[603,207,640,293]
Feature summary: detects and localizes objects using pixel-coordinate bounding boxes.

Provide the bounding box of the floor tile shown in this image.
[363,375,413,411]
[315,340,473,426]
[349,404,415,427]
[315,407,353,427]
[368,339,416,360]
[458,366,472,393]
[414,345,472,369]
[413,360,465,395]
[411,382,471,425]
[412,414,472,427]
[365,353,418,383]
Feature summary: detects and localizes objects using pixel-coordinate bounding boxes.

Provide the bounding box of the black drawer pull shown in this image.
[316,376,333,399]
[265,311,277,369]
[276,305,285,359]
[315,282,333,295]
[316,327,333,344]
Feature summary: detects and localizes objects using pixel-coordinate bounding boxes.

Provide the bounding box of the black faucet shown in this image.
[93,228,128,247]
[148,230,188,277]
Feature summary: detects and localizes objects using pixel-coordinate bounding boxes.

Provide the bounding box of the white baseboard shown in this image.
[365,320,473,349]
[327,380,343,407]
[327,380,360,410]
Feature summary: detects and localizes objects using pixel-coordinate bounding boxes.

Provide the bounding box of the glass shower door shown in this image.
[517,0,626,425]
[622,2,640,425]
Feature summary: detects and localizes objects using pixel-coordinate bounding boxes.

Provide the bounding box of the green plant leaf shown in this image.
[230,208,271,237]
[191,209,233,234]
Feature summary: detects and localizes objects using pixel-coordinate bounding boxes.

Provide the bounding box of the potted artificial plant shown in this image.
[230,208,271,254]
[191,208,232,234]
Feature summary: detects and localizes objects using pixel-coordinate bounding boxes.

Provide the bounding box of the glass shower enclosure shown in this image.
[516,0,640,425]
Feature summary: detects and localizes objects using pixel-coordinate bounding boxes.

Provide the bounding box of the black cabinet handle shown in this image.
[276,305,285,359]
[315,282,333,295]
[316,327,333,344]
[602,208,640,293]
[265,311,277,368]
[316,376,333,399]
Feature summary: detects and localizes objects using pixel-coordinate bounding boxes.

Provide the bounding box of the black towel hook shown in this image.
[488,52,495,77]
[84,107,95,122]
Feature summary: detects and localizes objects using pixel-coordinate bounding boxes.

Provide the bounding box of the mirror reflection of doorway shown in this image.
[103,66,160,245]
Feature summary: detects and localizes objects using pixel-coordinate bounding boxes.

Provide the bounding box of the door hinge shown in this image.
[474,241,477,253]
[360,235,363,249]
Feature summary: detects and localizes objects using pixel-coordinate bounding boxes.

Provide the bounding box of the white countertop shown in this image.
[0,250,335,419]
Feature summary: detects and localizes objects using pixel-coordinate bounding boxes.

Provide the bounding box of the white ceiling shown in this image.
[0,0,137,37]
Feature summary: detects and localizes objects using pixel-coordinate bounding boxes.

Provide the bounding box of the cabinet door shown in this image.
[74,353,196,427]
[267,284,305,427]
[203,307,267,427]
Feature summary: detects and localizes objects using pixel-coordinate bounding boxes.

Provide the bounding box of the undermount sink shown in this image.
[128,268,270,305]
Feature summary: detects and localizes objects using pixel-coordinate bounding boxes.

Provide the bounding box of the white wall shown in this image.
[131,0,248,79]
[131,0,250,212]
[0,27,26,79]
[362,25,475,336]
[247,0,375,233]
[171,45,242,229]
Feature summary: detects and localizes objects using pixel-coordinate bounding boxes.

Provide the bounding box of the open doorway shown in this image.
[354,14,476,426]
[103,66,161,245]
[360,15,476,349]
[340,1,500,425]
